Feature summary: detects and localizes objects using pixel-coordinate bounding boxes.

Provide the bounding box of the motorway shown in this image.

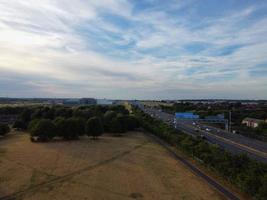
[139,105,267,163]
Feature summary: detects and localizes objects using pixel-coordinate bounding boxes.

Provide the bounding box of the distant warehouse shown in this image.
[63,98,96,105]
[97,99,114,105]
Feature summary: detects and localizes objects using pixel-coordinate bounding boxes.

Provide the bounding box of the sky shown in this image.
[0,0,267,100]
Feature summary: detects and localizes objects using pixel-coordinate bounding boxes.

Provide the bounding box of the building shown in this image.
[63,98,96,105]
[242,117,264,128]
[97,99,113,105]
[63,99,80,105]
[79,98,97,105]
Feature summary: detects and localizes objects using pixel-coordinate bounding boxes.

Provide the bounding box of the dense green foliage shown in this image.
[59,118,85,140]
[103,110,117,132]
[109,116,125,135]
[0,106,25,115]
[30,119,56,141]
[13,119,27,130]
[133,107,267,199]
[7,105,139,141]
[86,117,104,139]
[0,123,10,136]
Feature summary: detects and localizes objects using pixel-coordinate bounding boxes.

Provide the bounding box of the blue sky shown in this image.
[0,0,267,99]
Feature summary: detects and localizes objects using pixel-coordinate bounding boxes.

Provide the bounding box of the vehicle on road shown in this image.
[200,134,206,140]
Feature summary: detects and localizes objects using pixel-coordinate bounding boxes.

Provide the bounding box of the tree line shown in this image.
[10,105,139,141]
[133,107,267,200]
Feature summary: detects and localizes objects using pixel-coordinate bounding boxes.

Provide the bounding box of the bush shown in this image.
[30,119,56,142]
[86,117,104,139]
[0,123,10,136]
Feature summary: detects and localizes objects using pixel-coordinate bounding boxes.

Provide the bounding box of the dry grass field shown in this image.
[0,131,226,200]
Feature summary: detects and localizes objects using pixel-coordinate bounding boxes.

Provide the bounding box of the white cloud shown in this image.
[0,0,266,99]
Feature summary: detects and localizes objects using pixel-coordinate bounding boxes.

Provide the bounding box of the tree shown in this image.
[0,123,10,136]
[124,115,139,131]
[55,118,84,140]
[28,119,40,132]
[20,108,33,124]
[103,110,116,131]
[68,117,86,136]
[109,117,125,135]
[256,175,267,200]
[54,117,66,138]
[54,107,72,118]
[110,105,129,115]
[30,119,56,142]
[13,119,27,130]
[86,117,104,139]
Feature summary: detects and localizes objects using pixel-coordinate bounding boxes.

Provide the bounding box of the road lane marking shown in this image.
[181,123,267,159]
[204,131,267,158]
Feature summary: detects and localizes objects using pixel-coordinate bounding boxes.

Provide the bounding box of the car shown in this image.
[205,128,210,132]
[200,134,206,140]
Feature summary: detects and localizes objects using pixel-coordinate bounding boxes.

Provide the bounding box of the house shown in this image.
[242,117,265,128]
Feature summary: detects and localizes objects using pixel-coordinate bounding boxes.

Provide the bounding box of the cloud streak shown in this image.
[0,0,267,99]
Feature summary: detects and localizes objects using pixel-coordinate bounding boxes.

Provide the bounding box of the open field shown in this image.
[0,131,227,200]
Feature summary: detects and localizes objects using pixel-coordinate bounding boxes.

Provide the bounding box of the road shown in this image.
[138,104,267,163]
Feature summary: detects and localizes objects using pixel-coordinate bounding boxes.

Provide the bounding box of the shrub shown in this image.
[86,117,104,139]
[0,123,10,136]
